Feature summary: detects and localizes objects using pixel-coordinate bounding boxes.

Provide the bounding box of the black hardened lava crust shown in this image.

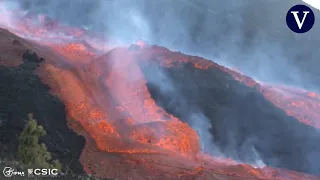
[0,51,85,174]
[141,59,320,175]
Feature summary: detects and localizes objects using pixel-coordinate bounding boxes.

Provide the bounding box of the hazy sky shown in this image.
[2,0,320,91]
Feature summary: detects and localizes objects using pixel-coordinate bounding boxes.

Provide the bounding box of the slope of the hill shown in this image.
[138,45,320,175]
[0,30,86,175]
[75,43,319,179]
[0,27,319,179]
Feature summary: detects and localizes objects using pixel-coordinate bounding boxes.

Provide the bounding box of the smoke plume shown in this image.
[1,0,320,173]
[5,0,319,90]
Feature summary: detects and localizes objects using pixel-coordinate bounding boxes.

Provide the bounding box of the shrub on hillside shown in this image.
[18,113,62,171]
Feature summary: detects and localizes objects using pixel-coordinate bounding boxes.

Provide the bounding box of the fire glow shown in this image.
[1,8,320,180]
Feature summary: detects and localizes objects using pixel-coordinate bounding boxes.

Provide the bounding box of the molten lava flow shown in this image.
[260,84,320,128]
[34,43,200,158]
[1,9,320,179]
[37,40,320,179]
[79,47,201,156]
[137,45,320,129]
[49,41,97,63]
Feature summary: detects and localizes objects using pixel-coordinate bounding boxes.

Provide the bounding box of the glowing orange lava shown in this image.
[1,11,320,180]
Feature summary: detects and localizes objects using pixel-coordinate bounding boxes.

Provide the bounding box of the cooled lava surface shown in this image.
[0,12,320,180]
[140,46,320,174]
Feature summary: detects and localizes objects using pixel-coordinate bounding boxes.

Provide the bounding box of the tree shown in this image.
[18,113,61,170]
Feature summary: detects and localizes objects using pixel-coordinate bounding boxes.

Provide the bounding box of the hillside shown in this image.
[0,31,85,174]
[0,18,319,180]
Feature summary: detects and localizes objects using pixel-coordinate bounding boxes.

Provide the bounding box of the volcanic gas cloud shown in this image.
[1,10,320,180]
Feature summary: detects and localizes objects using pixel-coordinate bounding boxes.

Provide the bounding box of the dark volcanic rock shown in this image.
[141,60,320,175]
[0,50,85,174]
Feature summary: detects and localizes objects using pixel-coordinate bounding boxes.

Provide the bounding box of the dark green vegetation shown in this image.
[18,113,62,170]
[142,59,320,175]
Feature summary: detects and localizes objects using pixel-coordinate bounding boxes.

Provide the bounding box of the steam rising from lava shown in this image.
[143,66,221,155]
[1,0,320,175]
[0,0,227,164]
[9,0,320,90]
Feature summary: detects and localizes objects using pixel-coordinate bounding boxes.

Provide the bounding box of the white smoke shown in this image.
[2,0,320,172]
[0,1,20,29]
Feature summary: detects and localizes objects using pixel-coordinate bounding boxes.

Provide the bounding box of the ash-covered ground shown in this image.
[1,1,320,179]
[141,58,320,175]
[0,50,85,174]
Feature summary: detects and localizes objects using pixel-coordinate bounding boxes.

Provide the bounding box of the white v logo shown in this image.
[290,11,310,29]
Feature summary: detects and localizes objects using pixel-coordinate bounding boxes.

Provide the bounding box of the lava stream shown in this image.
[1,10,320,179]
